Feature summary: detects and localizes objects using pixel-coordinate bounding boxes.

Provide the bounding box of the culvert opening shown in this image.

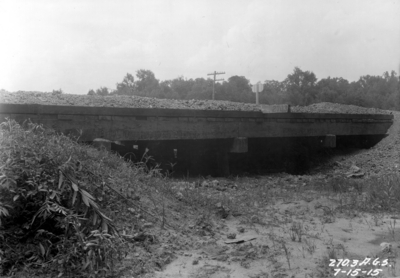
[88,134,387,177]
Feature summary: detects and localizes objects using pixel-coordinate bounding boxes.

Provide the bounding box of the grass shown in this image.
[387,219,397,241]
[308,174,400,214]
[303,237,316,255]
[0,119,173,277]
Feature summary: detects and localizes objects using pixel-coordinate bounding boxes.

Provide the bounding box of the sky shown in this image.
[0,0,399,94]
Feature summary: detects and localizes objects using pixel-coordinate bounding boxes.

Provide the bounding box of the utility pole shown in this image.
[207,71,225,100]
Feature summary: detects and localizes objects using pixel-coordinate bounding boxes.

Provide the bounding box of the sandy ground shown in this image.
[146,193,400,278]
[138,112,400,278]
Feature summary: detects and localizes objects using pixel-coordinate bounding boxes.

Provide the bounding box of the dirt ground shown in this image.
[122,112,400,278]
[146,196,400,278]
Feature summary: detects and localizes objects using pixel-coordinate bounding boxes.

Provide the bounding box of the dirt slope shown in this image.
[350,111,400,174]
[317,111,400,179]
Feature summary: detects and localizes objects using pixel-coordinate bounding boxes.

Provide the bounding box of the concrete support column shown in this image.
[230,137,248,153]
[323,134,336,148]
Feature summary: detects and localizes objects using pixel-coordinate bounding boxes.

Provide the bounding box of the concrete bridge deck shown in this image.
[0,103,393,142]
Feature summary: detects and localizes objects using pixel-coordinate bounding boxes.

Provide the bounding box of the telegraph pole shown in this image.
[207,71,225,100]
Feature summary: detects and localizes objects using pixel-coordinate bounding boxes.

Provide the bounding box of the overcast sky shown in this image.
[1,0,399,94]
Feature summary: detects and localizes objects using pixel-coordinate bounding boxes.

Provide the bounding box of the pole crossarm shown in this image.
[207,71,225,100]
[207,71,225,76]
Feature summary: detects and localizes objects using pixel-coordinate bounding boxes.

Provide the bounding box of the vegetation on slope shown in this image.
[0,119,157,277]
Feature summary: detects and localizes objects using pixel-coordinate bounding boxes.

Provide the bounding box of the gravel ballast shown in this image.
[0,91,392,115]
[0,91,262,112]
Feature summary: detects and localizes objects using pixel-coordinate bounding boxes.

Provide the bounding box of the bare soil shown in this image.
[135,112,400,278]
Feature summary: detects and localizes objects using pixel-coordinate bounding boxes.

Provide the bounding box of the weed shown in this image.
[315,256,334,278]
[388,254,397,277]
[303,237,317,255]
[328,176,347,193]
[267,230,280,250]
[388,219,397,241]
[289,221,304,242]
[0,119,136,277]
[372,213,384,226]
[319,205,336,224]
[299,246,306,259]
[365,174,400,212]
[287,224,297,242]
[335,243,347,257]
[307,231,321,240]
[279,240,291,270]
[364,216,373,229]
[348,219,353,230]
[161,196,166,229]
[304,273,315,278]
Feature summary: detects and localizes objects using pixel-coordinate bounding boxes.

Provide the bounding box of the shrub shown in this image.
[52,89,63,95]
[365,174,400,211]
[0,119,125,277]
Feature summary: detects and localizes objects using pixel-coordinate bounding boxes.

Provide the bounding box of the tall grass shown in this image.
[0,119,150,277]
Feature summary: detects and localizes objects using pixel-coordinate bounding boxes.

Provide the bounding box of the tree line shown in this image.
[87,67,400,110]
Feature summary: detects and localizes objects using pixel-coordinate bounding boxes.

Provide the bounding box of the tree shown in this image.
[379,71,399,110]
[316,77,349,103]
[283,67,318,105]
[135,69,160,96]
[186,78,213,100]
[115,73,136,96]
[218,76,253,103]
[170,76,194,99]
[88,89,96,95]
[347,72,400,110]
[95,87,110,96]
[159,80,180,99]
[259,80,286,104]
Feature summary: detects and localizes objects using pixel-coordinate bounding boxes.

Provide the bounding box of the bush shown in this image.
[0,119,126,277]
[365,174,400,211]
[52,89,63,95]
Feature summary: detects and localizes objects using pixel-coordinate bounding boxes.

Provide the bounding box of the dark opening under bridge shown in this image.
[0,103,394,176]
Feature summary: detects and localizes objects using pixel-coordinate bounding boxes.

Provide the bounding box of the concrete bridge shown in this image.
[0,103,394,176]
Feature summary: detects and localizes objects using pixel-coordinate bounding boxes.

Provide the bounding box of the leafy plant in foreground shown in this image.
[0,119,125,277]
